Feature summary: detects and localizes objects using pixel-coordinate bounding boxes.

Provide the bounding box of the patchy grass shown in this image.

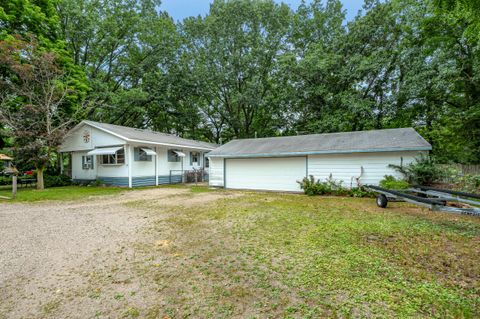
[189,185,218,193]
[0,185,127,202]
[41,300,61,315]
[131,192,480,318]
[5,186,478,318]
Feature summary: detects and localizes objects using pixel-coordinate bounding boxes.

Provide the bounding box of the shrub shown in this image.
[298,175,326,196]
[454,174,480,194]
[350,187,375,198]
[0,175,11,184]
[298,175,373,197]
[379,175,410,190]
[0,175,12,185]
[43,174,72,188]
[389,156,443,185]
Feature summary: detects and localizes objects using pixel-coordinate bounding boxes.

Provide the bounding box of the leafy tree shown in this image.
[57,0,180,128]
[0,0,88,154]
[0,0,61,47]
[179,0,292,139]
[8,0,475,164]
[433,0,480,42]
[0,37,82,189]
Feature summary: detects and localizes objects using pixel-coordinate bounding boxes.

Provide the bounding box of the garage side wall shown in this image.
[209,157,224,187]
[308,151,425,187]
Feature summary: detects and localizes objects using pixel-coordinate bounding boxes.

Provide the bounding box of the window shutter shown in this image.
[190,152,193,165]
[90,156,94,169]
[134,147,139,161]
[82,156,85,168]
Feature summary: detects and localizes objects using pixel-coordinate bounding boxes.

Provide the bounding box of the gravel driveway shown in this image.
[0,187,231,319]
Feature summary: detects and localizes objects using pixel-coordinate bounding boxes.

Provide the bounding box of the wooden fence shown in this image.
[439,164,480,175]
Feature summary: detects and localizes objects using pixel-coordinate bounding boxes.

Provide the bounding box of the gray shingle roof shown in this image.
[83,120,218,150]
[208,128,431,158]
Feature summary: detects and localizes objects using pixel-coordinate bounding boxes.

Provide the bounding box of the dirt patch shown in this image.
[0,186,237,319]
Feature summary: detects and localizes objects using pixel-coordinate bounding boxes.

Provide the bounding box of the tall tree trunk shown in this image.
[36,166,45,190]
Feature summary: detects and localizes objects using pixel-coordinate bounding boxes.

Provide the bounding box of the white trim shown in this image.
[127,145,132,188]
[155,146,159,186]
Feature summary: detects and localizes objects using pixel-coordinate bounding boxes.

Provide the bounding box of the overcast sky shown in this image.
[160,0,364,22]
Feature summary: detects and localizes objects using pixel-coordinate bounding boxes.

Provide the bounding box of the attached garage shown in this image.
[208,128,432,192]
[225,157,306,191]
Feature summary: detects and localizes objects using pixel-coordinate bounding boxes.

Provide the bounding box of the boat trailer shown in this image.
[366,185,480,216]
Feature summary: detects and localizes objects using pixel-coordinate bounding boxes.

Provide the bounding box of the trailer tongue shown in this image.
[366,185,480,217]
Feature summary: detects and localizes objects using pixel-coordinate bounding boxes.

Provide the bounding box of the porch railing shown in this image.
[169,169,209,184]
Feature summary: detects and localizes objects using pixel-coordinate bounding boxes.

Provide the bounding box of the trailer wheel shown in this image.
[376,194,388,208]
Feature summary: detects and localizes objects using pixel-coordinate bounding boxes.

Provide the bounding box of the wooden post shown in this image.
[12,175,17,199]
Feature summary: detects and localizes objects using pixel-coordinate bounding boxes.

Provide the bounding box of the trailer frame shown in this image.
[366,185,480,217]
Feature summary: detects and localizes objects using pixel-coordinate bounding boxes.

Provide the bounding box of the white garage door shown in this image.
[225,157,306,192]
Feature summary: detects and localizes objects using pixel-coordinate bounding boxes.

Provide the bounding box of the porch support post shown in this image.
[181,151,184,183]
[127,145,132,188]
[155,147,158,186]
[59,152,64,175]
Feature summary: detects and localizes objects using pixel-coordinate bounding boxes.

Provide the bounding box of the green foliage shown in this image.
[1,174,71,188]
[454,174,480,194]
[297,175,372,197]
[179,0,293,140]
[43,174,72,188]
[0,175,12,185]
[442,168,480,194]
[389,156,444,185]
[379,175,410,189]
[350,186,375,198]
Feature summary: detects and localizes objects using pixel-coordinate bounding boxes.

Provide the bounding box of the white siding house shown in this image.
[208,128,431,192]
[60,121,217,187]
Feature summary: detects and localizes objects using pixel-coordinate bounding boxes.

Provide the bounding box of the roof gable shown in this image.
[72,120,217,150]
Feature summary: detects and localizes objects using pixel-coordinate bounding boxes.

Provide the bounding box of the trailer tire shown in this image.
[376,194,388,208]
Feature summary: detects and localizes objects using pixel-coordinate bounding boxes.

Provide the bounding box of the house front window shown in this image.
[168,149,181,162]
[82,155,94,170]
[134,147,152,162]
[101,148,125,165]
[190,152,200,165]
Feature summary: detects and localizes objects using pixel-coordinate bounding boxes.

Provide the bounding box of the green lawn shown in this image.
[0,185,127,202]
[0,183,211,202]
[130,191,480,318]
